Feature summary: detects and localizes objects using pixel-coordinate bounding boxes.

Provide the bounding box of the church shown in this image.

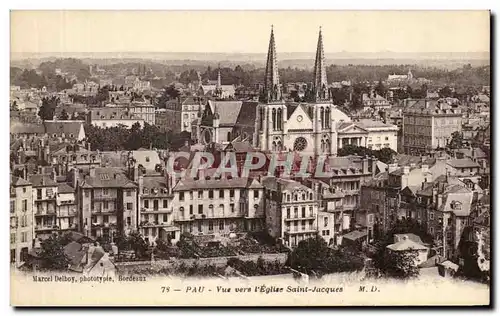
[253,27,398,155]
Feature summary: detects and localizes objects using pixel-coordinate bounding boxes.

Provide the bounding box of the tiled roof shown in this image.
[441,191,474,217]
[387,238,428,251]
[79,167,137,188]
[28,174,57,187]
[447,158,481,169]
[43,121,84,137]
[356,119,397,130]
[10,122,45,134]
[173,175,258,191]
[208,100,243,126]
[57,183,75,193]
[11,175,31,186]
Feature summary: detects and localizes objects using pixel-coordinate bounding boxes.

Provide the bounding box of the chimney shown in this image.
[437,194,443,208]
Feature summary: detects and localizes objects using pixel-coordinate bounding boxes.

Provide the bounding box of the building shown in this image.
[171,172,265,239]
[254,28,347,155]
[403,99,462,154]
[198,69,236,99]
[137,171,178,245]
[180,97,203,133]
[337,119,398,152]
[261,177,319,248]
[362,91,391,111]
[29,174,59,239]
[87,108,145,129]
[10,176,34,267]
[56,183,78,232]
[193,100,258,145]
[387,69,414,82]
[386,234,429,266]
[125,102,156,125]
[77,167,139,240]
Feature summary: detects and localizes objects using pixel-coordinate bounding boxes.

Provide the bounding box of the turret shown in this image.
[263,26,282,102]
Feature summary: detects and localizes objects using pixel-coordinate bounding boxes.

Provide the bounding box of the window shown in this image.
[286,207,290,219]
[103,201,109,209]
[230,189,235,198]
[179,192,184,201]
[302,193,306,200]
[126,190,131,197]
[309,206,313,217]
[163,200,168,208]
[22,200,27,212]
[198,190,203,199]
[219,190,224,198]
[198,205,203,214]
[447,218,452,225]
[385,136,389,141]
[23,187,26,193]
[209,190,214,199]
[10,201,15,214]
[197,221,202,232]
[430,227,434,234]
[92,216,97,223]
[103,188,109,195]
[126,203,133,210]
[429,212,434,220]
[144,200,149,209]
[324,217,328,227]
[85,190,90,198]
[145,157,150,163]
[208,221,214,232]
[189,205,193,215]
[163,214,168,222]
[21,232,27,243]
[294,207,298,218]
[103,215,109,223]
[10,233,15,244]
[301,207,306,218]
[127,217,131,226]
[219,220,224,230]
[230,204,235,212]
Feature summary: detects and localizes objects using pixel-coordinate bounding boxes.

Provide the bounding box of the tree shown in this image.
[372,245,420,279]
[38,235,70,271]
[127,231,149,259]
[59,109,69,120]
[38,96,59,121]
[374,80,386,97]
[448,131,464,149]
[439,86,454,98]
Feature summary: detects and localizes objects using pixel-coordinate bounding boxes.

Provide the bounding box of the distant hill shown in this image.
[11,51,490,70]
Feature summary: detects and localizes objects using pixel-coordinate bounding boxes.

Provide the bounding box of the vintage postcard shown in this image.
[10,10,490,306]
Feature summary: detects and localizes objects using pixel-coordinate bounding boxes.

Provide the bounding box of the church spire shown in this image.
[313,27,329,101]
[264,25,281,102]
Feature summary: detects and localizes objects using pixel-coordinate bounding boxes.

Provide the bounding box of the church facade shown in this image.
[253,27,352,156]
[253,27,398,155]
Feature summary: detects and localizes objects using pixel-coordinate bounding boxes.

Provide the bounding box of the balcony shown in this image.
[284,227,317,235]
[284,216,316,222]
[35,225,58,231]
[92,209,116,215]
[91,222,117,229]
[35,195,56,202]
[59,224,78,230]
[35,209,56,216]
[141,207,171,214]
[139,221,165,227]
[93,196,117,201]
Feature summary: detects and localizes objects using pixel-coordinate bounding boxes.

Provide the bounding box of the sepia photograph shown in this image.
[9,10,491,306]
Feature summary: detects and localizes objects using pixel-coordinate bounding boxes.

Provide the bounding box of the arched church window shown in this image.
[272,109,277,131]
[320,107,325,129]
[325,107,331,128]
[277,108,283,131]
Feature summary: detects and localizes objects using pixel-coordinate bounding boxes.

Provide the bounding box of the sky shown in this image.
[10,11,490,54]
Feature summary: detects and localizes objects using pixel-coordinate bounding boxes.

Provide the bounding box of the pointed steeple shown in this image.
[313,27,329,101]
[264,25,281,102]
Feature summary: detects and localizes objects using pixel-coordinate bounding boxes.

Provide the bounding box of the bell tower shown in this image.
[255,26,286,152]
